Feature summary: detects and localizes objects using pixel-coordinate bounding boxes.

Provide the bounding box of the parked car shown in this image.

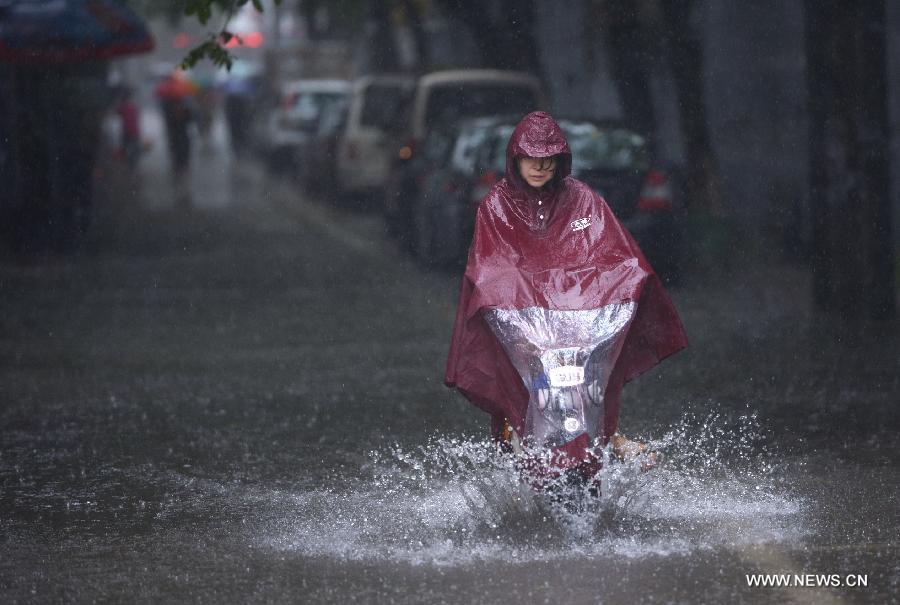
[263,78,351,174]
[409,115,518,265]
[383,69,546,245]
[564,119,684,281]
[382,123,452,241]
[295,95,350,193]
[335,74,416,197]
[410,117,685,281]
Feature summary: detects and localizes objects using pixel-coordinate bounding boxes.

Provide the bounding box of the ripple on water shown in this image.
[265,412,808,566]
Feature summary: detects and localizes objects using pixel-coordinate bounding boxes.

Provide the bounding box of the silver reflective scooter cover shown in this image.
[485,303,636,449]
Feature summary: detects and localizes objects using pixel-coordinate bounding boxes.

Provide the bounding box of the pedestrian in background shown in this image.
[116,86,141,168]
[154,70,196,205]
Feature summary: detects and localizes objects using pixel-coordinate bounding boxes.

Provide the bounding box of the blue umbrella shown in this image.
[0,0,154,63]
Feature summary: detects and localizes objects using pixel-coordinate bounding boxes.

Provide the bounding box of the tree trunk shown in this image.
[660,0,723,213]
[498,0,542,74]
[599,0,658,151]
[369,2,400,73]
[437,0,500,67]
[805,0,896,319]
[399,0,431,72]
[437,0,542,77]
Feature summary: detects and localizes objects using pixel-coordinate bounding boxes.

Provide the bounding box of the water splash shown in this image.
[267,411,807,565]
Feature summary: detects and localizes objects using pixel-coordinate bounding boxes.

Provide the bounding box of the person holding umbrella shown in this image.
[0,0,154,253]
[155,69,198,206]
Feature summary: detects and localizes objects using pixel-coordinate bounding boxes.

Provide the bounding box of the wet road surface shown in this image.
[1,118,898,604]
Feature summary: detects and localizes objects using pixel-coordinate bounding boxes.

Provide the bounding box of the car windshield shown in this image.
[488,125,516,174]
[361,84,410,133]
[421,129,455,165]
[486,122,648,174]
[317,101,348,135]
[449,123,494,175]
[560,121,649,171]
[425,84,538,127]
[290,91,347,122]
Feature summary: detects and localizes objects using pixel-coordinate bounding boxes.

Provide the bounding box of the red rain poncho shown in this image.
[445,111,687,466]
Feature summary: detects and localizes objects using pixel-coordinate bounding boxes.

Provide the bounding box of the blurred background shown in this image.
[1,1,899,603]
[2,1,899,306]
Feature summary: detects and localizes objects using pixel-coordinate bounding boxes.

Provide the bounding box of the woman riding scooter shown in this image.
[445,111,688,486]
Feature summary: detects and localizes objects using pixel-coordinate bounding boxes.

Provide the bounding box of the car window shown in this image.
[482,122,648,175]
[560,121,649,171]
[471,133,495,174]
[361,84,410,133]
[288,91,347,126]
[425,84,538,128]
[420,129,455,165]
[449,124,492,176]
[489,125,515,174]
[317,100,348,136]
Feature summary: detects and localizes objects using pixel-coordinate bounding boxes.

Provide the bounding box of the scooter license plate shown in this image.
[547,366,584,388]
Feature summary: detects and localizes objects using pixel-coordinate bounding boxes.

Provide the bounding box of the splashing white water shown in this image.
[266,412,807,565]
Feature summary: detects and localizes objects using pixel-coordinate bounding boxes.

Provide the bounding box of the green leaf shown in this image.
[183,0,213,25]
[180,36,234,71]
[175,0,281,69]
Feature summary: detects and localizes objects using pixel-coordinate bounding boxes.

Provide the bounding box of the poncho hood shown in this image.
[505,111,572,191]
[445,112,687,464]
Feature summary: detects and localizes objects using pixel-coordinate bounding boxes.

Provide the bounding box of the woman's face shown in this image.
[518,155,557,188]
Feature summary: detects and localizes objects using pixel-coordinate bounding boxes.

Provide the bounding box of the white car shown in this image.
[265,79,351,172]
[335,74,416,196]
[382,69,547,240]
[407,69,546,147]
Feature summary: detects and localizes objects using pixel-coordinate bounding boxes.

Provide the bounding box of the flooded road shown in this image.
[1,119,898,604]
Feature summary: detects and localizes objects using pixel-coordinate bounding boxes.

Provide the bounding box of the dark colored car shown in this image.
[411,117,685,280]
[383,70,546,249]
[561,119,684,281]
[409,115,518,266]
[381,123,455,245]
[262,79,351,174]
